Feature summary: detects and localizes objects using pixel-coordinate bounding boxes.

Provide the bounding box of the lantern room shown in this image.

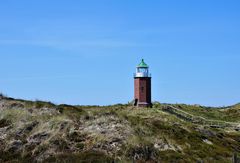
[134,59,151,78]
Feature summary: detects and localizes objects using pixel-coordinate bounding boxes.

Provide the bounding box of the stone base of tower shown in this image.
[134,101,152,108]
[137,102,152,108]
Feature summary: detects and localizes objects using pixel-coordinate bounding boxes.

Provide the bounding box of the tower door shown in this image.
[134,99,138,106]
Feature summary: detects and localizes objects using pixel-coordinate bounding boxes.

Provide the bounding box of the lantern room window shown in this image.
[137,67,148,73]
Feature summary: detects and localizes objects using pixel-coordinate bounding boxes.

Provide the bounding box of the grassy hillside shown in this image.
[0,95,240,162]
[169,103,240,122]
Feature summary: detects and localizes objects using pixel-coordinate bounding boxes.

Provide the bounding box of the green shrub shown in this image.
[0,119,11,128]
[34,100,56,108]
[76,143,85,150]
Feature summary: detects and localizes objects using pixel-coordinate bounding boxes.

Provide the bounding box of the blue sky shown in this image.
[0,0,240,106]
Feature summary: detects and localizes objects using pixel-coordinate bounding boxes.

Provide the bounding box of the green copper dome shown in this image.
[137,59,149,68]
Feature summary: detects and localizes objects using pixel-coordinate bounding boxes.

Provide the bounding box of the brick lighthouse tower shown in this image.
[134,59,152,107]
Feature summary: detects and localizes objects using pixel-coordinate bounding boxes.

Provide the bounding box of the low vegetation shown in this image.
[0,95,239,162]
[169,103,240,122]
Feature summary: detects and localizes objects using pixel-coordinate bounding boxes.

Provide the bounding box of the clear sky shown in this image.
[0,0,240,106]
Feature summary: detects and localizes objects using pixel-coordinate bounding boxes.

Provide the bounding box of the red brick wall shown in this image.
[134,77,151,106]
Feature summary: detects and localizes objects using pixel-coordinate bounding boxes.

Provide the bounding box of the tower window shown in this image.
[141,87,144,92]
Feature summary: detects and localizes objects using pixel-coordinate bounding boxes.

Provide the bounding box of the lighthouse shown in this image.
[134,59,152,107]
